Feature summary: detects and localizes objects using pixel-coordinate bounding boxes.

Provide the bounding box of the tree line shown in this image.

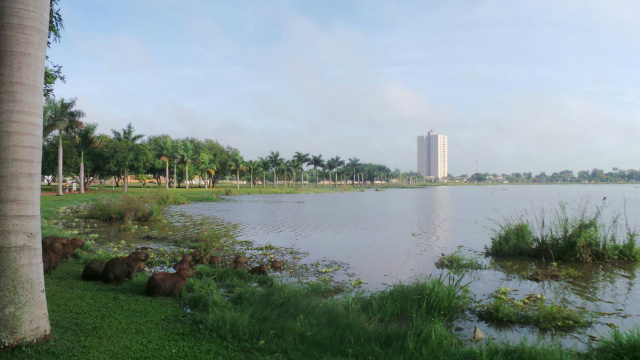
[42,98,422,193]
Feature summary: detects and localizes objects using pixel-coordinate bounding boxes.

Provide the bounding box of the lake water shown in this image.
[169,184,640,347]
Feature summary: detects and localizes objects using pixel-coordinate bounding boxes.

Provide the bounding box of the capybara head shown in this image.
[60,237,85,262]
[173,254,193,271]
[130,250,150,262]
[177,267,196,280]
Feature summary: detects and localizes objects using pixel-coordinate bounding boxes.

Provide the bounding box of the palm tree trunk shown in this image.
[80,152,85,194]
[263,173,266,188]
[315,168,318,188]
[301,169,304,187]
[185,164,189,190]
[57,134,63,195]
[173,162,177,189]
[124,168,128,192]
[236,170,240,189]
[273,170,277,188]
[0,0,52,346]
[165,160,169,190]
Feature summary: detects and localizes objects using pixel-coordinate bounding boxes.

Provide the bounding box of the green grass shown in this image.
[485,203,640,263]
[589,327,640,360]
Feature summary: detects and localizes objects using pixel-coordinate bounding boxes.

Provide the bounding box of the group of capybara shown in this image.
[43,236,285,298]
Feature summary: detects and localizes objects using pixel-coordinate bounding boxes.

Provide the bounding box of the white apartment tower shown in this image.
[417,130,448,179]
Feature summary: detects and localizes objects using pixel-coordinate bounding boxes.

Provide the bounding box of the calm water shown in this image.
[169,184,640,347]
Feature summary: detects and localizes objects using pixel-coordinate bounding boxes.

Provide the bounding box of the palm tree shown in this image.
[258,157,270,188]
[308,155,324,188]
[198,153,216,189]
[229,153,246,189]
[155,136,172,189]
[268,151,283,188]
[170,140,182,189]
[348,157,360,186]
[289,158,300,188]
[179,140,195,189]
[246,160,258,188]
[326,159,336,188]
[74,122,98,194]
[294,152,310,188]
[332,156,345,186]
[111,123,144,192]
[0,0,51,345]
[43,97,85,195]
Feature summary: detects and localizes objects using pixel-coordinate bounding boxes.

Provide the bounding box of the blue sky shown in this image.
[49,0,640,175]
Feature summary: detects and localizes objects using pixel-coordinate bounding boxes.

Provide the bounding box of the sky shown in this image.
[48,0,640,176]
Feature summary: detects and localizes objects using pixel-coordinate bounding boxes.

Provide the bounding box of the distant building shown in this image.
[417,130,448,179]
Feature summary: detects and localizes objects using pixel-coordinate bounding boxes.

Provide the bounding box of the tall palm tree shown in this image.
[74,122,98,194]
[43,97,85,195]
[179,140,195,190]
[258,157,270,188]
[268,151,283,188]
[229,153,246,190]
[170,140,182,189]
[111,123,144,192]
[326,159,336,188]
[348,157,360,186]
[156,136,172,189]
[246,160,258,188]
[308,155,324,188]
[0,0,51,346]
[289,158,300,188]
[294,152,310,188]
[197,153,216,189]
[331,156,345,187]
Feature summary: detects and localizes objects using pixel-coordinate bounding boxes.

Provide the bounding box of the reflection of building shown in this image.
[417,130,448,179]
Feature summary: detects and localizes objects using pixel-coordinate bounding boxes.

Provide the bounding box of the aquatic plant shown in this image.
[84,191,188,222]
[476,287,590,331]
[436,247,486,271]
[486,203,640,263]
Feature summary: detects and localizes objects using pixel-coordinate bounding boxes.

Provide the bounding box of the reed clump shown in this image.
[436,247,486,271]
[85,191,187,222]
[485,203,640,263]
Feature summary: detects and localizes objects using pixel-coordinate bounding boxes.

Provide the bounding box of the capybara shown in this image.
[42,241,63,274]
[102,250,150,284]
[207,255,223,266]
[60,237,85,261]
[173,254,193,271]
[42,236,68,246]
[188,250,203,264]
[232,255,248,268]
[145,267,196,297]
[249,264,269,275]
[82,261,106,281]
[270,260,285,272]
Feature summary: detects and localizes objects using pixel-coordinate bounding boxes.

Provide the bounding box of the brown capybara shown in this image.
[249,264,269,276]
[145,267,196,297]
[42,241,63,274]
[232,255,248,269]
[270,260,285,272]
[102,250,150,284]
[42,236,69,246]
[188,250,203,264]
[82,261,106,281]
[207,255,223,266]
[173,254,193,271]
[60,237,85,262]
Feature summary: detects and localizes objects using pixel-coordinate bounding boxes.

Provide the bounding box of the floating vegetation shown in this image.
[477,287,591,331]
[85,191,189,222]
[435,247,486,271]
[523,262,581,282]
[485,202,640,263]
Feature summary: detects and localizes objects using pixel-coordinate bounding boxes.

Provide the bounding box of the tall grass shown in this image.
[183,269,471,358]
[85,191,188,222]
[486,203,640,263]
[589,327,640,359]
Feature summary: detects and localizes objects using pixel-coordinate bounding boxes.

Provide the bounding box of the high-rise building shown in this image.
[417,130,448,179]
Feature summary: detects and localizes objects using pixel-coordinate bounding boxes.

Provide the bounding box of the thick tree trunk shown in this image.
[165,160,169,190]
[0,0,52,347]
[185,164,189,190]
[173,162,177,189]
[124,169,128,192]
